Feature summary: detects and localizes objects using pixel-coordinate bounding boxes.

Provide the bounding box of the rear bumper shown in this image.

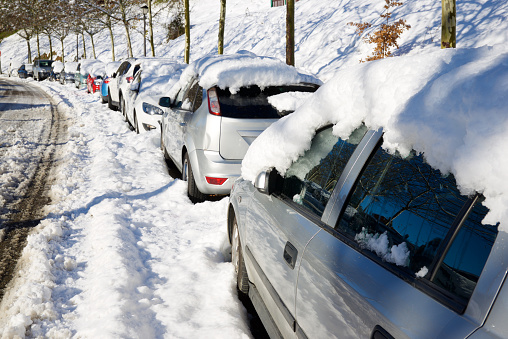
[190,149,241,195]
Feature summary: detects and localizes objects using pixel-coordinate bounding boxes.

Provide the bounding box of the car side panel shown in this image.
[244,191,321,338]
[296,229,480,339]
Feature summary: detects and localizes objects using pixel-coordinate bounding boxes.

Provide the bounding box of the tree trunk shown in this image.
[441,0,456,48]
[48,34,53,60]
[218,0,226,55]
[108,19,116,61]
[286,0,295,66]
[148,0,155,56]
[60,38,65,63]
[119,2,133,58]
[27,39,32,64]
[184,0,190,63]
[36,32,41,59]
[90,34,96,59]
[82,32,87,59]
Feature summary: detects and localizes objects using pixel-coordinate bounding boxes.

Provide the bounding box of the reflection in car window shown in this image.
[216,84,318,119]
[432,198,498,302]
[338,146,498,302]
[281,126,367,217]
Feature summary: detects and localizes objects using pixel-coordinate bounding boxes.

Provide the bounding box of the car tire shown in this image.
[107,90,115,110]
[133,110,139,134]
[183,153,206,203]
[232,216,249,295]
[120,97,128,122]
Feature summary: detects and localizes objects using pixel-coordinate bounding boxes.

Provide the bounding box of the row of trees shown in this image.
[0,0,179,63]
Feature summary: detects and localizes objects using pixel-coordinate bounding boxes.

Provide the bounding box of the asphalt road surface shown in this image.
[0,78,68,301]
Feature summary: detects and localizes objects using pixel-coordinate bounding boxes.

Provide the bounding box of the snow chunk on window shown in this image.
[355,228,410,267]
[416,266,428,278]
[267,91,313,114]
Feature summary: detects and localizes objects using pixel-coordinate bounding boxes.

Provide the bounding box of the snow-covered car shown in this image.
[86,63,106,94]
[122,58,185,133]
[100,61,121,104]
[160,52,321,202]
[60,62,78,85]
[106,58,137,110]
[49,61,64,82]
[17,64,33,78]
[33,59,54,81]
[75,59,104,89]
[8,60,22,77]
[228,46,508,339]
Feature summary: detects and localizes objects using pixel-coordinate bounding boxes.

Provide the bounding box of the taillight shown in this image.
[205,177,227,185]
[104,78,111,84]
[126,76,133,83]
[207,88,221,116]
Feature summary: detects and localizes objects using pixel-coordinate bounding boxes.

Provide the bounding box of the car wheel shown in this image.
[107,90,115,110]
[120,97,128,122]
[133,110,139,134]
[232,216,249,295]
[183,153,206,203]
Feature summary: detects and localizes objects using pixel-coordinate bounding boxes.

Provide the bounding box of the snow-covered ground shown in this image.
[0,0,508,337]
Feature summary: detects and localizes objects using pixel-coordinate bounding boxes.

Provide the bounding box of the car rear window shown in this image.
[216,84,318,119]
[39,61,53,67]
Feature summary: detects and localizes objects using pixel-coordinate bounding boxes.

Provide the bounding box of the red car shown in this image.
[87,73,104,93]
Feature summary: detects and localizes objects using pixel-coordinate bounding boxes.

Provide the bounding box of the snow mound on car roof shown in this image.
[242,44,508,228]
[63,62,78,73]
[105,61,122,77]
[137,59,186,97]
[171,51,322,96]
[79,59,105,76]
[52,61,64,73]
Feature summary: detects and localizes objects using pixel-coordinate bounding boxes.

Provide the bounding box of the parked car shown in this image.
[75,59,104,89]
[60,62,78,85]
[86,63,106,94]
[159,52,321,202]
[107,58,137,110]
[227,47,507,339]
[33,59,54,81]
[100,61,122,104]
[8,60,22,77]
[17,64,33,78]
[121,58,185,133]
[49,61,64,82]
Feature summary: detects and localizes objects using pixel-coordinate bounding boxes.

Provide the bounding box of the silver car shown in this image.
[160,54,321,202]
[228,125,503,338]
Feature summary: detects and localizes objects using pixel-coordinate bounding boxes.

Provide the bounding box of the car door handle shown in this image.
[283,242,298,269]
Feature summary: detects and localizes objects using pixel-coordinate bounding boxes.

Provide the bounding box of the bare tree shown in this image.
[286,0,294,66]
[184,0,190,63]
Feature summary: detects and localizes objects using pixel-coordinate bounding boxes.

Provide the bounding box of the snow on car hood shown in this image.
[242,44,508,228]
[169,51,322,97]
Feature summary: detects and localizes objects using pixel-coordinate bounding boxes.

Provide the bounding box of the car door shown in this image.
[163,79,201,170]
[110,61,130,104]
[244,126,368,338]
[294,134,500,338]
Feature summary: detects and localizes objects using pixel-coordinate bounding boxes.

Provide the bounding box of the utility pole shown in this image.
[286,0,295,66]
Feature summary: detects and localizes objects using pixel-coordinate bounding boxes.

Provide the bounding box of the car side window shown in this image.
[280,126,368,218]
[337,146,498,304]
[181,81,201,111]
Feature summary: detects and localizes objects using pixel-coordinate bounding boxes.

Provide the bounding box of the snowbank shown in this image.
[242,44,508,228]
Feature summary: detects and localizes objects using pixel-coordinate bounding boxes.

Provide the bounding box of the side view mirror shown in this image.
[159,97,172,108]
[113,72,117,78]
[130,82,140,92]
[254,168,283,195]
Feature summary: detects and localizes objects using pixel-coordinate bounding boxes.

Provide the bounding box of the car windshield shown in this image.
[216,84,319,119]
[39,61,53,67]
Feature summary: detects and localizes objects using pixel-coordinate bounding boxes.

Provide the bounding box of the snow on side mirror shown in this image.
[254,168,283,195]
[130,82,140,92]
[159,97,172,108]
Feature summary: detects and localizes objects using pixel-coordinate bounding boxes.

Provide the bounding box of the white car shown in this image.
[107,58,137,111]
[8,60,22,77]
[122,58,185,133]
